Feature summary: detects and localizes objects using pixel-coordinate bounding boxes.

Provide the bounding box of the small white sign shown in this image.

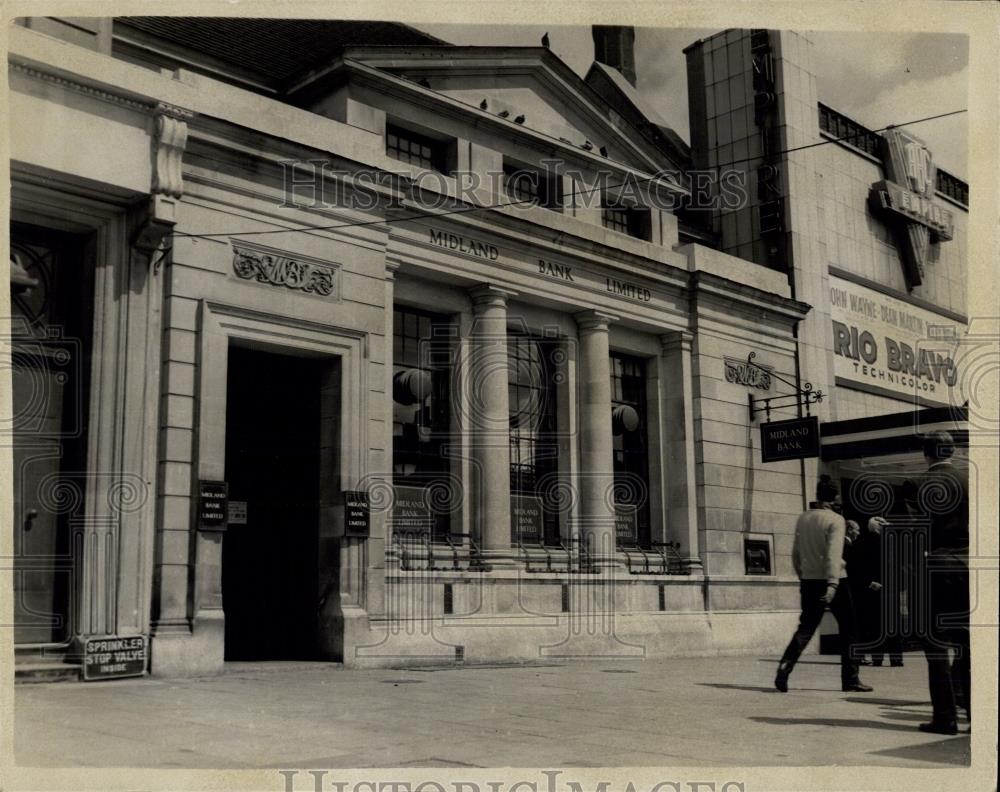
[228,500,247,525]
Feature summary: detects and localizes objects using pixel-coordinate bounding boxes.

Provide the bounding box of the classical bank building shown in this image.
[6,19,971,678]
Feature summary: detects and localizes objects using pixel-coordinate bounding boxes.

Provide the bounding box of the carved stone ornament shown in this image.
[231,242,338,298]
[152,113,188,199]
[724,356,773,391]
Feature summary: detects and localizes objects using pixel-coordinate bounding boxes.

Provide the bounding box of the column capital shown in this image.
[385,259,402,280]
[469,283,517,311]
[574,309,619,333]
[659,329,694,354]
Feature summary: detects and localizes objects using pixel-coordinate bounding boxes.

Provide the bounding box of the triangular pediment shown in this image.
[328,46,685,173]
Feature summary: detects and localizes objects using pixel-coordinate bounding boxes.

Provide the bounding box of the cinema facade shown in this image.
[6,19,969,677]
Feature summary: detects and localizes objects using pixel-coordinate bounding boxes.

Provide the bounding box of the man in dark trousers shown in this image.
[775,475,874,693]
[916,431,970,735]
[858,515,904,667]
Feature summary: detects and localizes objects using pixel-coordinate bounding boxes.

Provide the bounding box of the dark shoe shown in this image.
[918,720,958,735]
[890,659,904,668]
[842,681,874,692]
[871,660,883,667]
[775,666,790,693]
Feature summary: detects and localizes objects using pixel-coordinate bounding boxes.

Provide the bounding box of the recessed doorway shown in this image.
[222,344,328,661]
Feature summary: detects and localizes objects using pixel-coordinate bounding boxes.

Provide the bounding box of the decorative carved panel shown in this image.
[230,241,340,299]
[724,356,773,391]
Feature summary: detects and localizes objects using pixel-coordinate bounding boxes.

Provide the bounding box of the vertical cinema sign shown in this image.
[869,129,954,289]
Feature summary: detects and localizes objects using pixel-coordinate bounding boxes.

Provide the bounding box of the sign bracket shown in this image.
[745,352,823,422]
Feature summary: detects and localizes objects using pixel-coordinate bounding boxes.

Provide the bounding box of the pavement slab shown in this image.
[12,654,971,769]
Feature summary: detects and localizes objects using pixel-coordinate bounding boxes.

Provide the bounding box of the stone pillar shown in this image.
[468,285,516,567]
[381,261,401,576]
[574,310,619,569]
[659,331,703,574]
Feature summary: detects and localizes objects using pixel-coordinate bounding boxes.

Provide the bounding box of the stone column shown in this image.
[659,331,703,574]
[574,310,619,569]
[468,285,517,567]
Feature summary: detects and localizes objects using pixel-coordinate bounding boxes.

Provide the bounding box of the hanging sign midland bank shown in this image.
[829,275,963,404]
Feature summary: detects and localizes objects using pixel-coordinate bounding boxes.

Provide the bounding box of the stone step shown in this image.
[15,662,82,684]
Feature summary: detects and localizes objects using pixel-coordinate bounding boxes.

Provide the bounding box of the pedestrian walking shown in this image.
[916,431,970,735]
[775,475,874,693]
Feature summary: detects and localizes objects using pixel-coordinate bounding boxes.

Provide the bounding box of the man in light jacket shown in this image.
[775,475,874,693]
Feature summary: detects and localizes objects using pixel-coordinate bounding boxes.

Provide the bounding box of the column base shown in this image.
[682,556,705,575]
[478,549,518,568]
[589,553,624,571]
[149,611,224,677]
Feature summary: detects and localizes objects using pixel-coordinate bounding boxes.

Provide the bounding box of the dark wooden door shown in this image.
[9,226,92,647]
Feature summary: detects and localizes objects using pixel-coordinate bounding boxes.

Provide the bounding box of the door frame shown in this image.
[7,166,161,653]
[191,300,368,661]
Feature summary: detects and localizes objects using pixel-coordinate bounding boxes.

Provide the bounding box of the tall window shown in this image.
[610,353,651,548]
[386,124,448,173]
[508,333,560,546]
[392,306,453,539]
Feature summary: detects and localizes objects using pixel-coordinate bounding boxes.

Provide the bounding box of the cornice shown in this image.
[9,60,152,114]
[689,269,812,324]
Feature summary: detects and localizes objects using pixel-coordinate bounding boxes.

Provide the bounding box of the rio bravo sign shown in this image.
[829,275,962,403]
[869,128,954,289]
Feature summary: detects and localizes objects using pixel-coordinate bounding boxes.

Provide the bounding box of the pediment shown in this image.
[336,47,683,173]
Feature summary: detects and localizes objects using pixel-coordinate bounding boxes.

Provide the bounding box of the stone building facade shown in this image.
[6,19,968,677]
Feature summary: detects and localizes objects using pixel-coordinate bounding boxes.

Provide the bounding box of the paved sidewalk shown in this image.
[14,654,970,768]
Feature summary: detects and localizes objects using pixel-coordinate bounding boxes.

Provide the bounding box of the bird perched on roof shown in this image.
[480,99,489,110]
[599,145,609,157]
[581,140,594,151]
[514,114,526,124]
[417,77,431,88]
[541,32,550,48]
[498,110,510,118]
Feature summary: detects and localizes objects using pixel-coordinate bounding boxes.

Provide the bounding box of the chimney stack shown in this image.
[593,26,636,87]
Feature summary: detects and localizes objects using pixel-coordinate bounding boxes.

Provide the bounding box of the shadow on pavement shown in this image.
[748,716,918,732]
[843,697,929,707]
[866,737,971,766]
[698,682,830,694]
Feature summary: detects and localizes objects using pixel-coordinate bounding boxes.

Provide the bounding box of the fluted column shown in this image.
[468,285,517,567]
[574,310,619,569]
[659,331,703,574]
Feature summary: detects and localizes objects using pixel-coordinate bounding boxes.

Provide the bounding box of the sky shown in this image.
[420,24,969,177]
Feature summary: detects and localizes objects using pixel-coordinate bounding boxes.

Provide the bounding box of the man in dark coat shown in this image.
[857,516,905,667]
[916,431,970,735]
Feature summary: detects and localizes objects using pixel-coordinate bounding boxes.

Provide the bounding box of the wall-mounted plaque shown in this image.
[227,500,247,525]
[198,480,228,530]
[510,494,544,544]
[614,505,639,546]
[344,490,370,538]
[391,485,433,535]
